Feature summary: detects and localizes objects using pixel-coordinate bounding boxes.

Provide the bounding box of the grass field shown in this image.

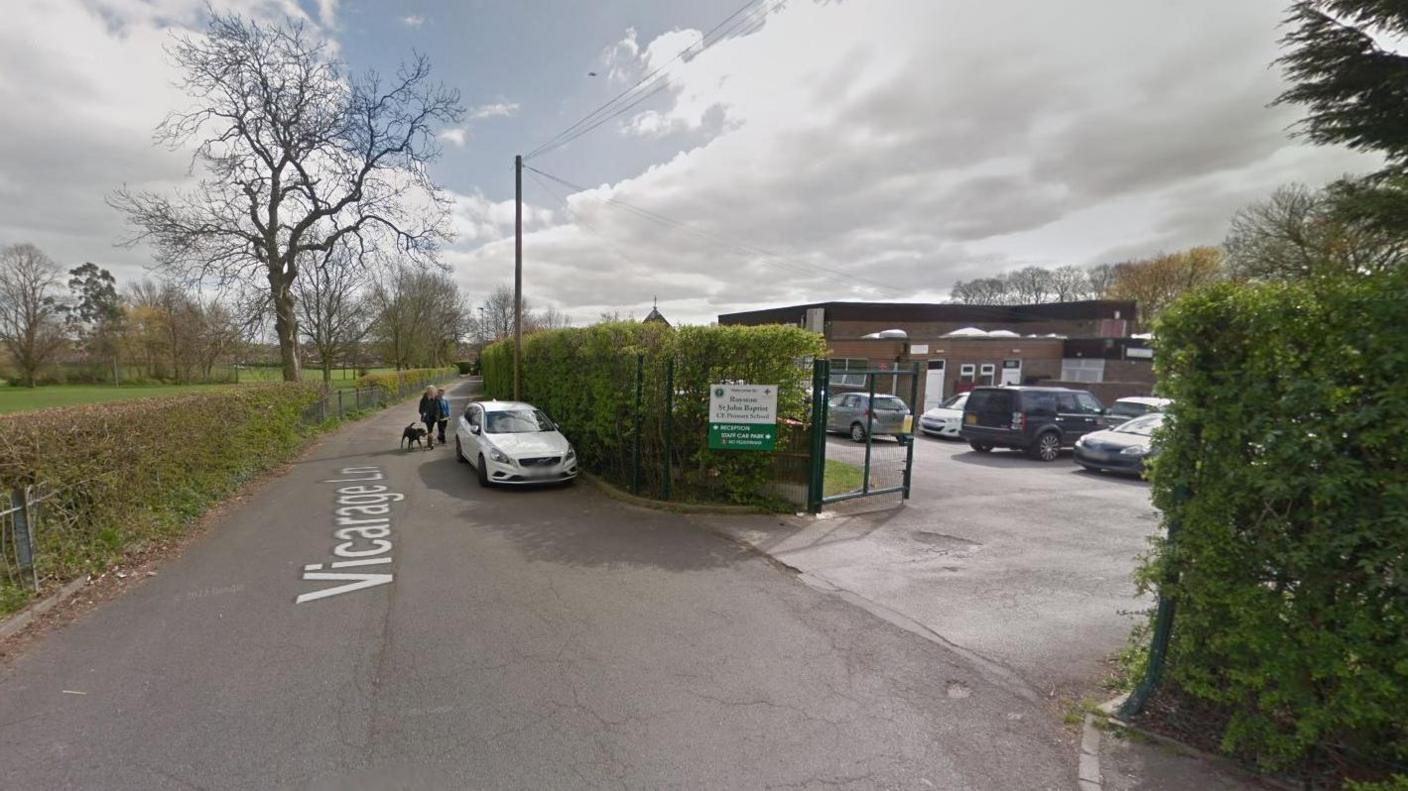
[823,460,866,497]
[0,368,404,415]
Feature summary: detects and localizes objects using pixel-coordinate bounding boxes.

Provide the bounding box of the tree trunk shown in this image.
[322,359,332,384]
[270,273,301,382]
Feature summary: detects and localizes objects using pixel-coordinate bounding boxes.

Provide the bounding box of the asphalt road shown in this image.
[0,379,1074,790]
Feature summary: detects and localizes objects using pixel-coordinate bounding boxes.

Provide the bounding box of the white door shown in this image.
[923,361,945,410]
[1000,360,1022,386]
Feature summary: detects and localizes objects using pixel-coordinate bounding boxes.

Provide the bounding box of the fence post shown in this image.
[1119,482,1189,718]
[337,389,344,419]
[806,359,829,514]
[355,386,361,411]
[319,395,327,423]
[663,357,674,501]
[631,353,644,495]
[12,487,39,592]
[862,372,876,495]
[902,362,919,500]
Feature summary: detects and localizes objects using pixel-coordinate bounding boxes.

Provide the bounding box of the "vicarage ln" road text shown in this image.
[295,466,401,604]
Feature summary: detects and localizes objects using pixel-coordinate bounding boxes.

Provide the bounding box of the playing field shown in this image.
[0,368,403,415]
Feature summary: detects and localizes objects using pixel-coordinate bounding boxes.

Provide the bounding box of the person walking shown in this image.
[435,387,451,446]
[418,386,438,448]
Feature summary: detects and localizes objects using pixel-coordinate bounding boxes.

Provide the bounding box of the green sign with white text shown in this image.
[708,422,777,451]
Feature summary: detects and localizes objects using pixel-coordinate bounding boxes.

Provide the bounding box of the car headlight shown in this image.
[488,447,512,464]
[1120,445,1149,456]
[564,447,576,461]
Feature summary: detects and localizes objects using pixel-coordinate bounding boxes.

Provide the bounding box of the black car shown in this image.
[958,386,1107,461]
[1074,411,1165,475]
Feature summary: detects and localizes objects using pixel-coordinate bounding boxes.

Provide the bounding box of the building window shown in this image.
[979,363,996,386]
[829,358,869,389]
[1061,358,1105,383]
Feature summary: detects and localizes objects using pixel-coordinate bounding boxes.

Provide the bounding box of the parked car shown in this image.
[1075,412,1166,476]
[919,392,969,439]
[958,386,1106,461]
[1100,396,1171,429]
[827,392,912,442]
[456,400,578,486]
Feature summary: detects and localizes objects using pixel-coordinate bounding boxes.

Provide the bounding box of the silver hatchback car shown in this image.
[827,393,912,442]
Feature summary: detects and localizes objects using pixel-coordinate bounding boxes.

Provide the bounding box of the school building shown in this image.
[717,300,1155,410]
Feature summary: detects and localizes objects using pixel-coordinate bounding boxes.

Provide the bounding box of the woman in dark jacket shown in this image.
[417,386,438,448]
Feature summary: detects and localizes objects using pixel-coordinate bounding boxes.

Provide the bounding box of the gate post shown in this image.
[902,362,920,500]
[632,353,644,495]
[12,486,39,591]
[862,372,876,495]
[806,359,829,513]
[663,357,674,501]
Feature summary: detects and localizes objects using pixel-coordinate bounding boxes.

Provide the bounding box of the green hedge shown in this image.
[355,366,457,398]
[1140,267,1407,775]
[0,384,323,613]
[481,323,826,505]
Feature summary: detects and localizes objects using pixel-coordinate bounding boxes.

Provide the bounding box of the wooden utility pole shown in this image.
[513,154,523,400]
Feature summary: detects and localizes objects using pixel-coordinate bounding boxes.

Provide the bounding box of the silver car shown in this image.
[827,393,912,442]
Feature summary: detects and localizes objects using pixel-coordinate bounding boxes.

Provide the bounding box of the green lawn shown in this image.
[823,459,866,497]
[0,367,408,415]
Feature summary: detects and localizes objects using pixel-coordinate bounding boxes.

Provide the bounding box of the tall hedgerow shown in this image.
[481,322,826,504]
[1140,266,1408,773]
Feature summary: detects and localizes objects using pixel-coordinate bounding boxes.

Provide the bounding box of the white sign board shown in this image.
[910,343,929,355]
[709,384,777,425]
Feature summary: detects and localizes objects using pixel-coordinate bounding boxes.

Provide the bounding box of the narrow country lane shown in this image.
[0,380,1073,790]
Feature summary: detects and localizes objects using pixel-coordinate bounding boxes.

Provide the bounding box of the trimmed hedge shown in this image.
[355,366,457,398]
[1140,267,1407,775]
[0,384,323,612]
[481,322,827,505]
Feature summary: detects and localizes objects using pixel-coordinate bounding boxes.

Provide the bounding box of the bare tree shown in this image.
[1224,183,1408,280]
[296,242,369,382]
[949,276,1011,304]
[369,265,465,369]
[110,11,463,381]
[479,284,520,342]
[0,244,68,387]
[1086,263,1117,297]
[1050,265,1092,302]
[528,306,571,332]
[1007,266,1056,303]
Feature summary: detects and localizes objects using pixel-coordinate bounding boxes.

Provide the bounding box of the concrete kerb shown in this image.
[1086,693,1296,791]
[0,575,88,641]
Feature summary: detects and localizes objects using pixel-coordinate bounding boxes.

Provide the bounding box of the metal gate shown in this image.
[806,360,920,512]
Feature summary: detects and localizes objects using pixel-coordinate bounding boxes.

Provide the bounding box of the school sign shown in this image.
[708,384,778,451]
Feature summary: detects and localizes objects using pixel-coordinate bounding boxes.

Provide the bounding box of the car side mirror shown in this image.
[470,424,481,435]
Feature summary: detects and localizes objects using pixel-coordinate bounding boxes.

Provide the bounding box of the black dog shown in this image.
[400,424,430,450]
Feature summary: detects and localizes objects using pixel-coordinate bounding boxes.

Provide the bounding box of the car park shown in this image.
[1075,411,1166,475]
[958,385,1106,461]
[1100,396,1171,429]
[827,392,912,442]
[919,392,969,439]
[456,400,578,486]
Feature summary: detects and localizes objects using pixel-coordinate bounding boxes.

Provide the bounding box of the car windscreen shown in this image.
[1111,402,1148,418]
[1114,413,1164,436]
[941,393,967,409]
[485,409,555,433]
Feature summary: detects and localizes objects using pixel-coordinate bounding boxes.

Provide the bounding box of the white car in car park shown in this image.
[919,392,969,438]
[456,400,578,486]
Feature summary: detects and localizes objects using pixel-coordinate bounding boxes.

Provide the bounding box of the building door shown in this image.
[1000,359,1022,386]
[923,360,945,410]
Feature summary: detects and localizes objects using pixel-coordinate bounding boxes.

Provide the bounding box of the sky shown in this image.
[0,0,1381,325]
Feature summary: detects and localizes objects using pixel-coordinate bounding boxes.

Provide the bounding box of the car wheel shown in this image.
[1030,432,1061,462]
[456,437,467,464]
[849,423,866,443]
[968,441,993,453]
[476,454,490,487]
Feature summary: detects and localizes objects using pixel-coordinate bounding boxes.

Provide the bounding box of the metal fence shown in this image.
[2,373,459,596]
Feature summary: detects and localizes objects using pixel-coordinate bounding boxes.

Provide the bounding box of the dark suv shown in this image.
[958,386,1106,461]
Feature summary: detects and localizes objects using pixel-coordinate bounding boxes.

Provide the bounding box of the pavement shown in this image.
[0,378,1079,790]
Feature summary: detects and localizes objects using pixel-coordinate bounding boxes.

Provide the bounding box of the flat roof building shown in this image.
[719,300,1153,409]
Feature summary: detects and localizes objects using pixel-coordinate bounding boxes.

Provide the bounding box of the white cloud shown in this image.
[470,102,520,120]
[315,0,337,27]
[452,0,1379,325]
[401,14,425,28]
[438,127,468,147]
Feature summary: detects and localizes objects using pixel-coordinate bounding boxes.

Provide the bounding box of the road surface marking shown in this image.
[296,466,400,604]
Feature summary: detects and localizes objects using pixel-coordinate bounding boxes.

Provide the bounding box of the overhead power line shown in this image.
[523,165,909,296]
[524,0,777,161]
